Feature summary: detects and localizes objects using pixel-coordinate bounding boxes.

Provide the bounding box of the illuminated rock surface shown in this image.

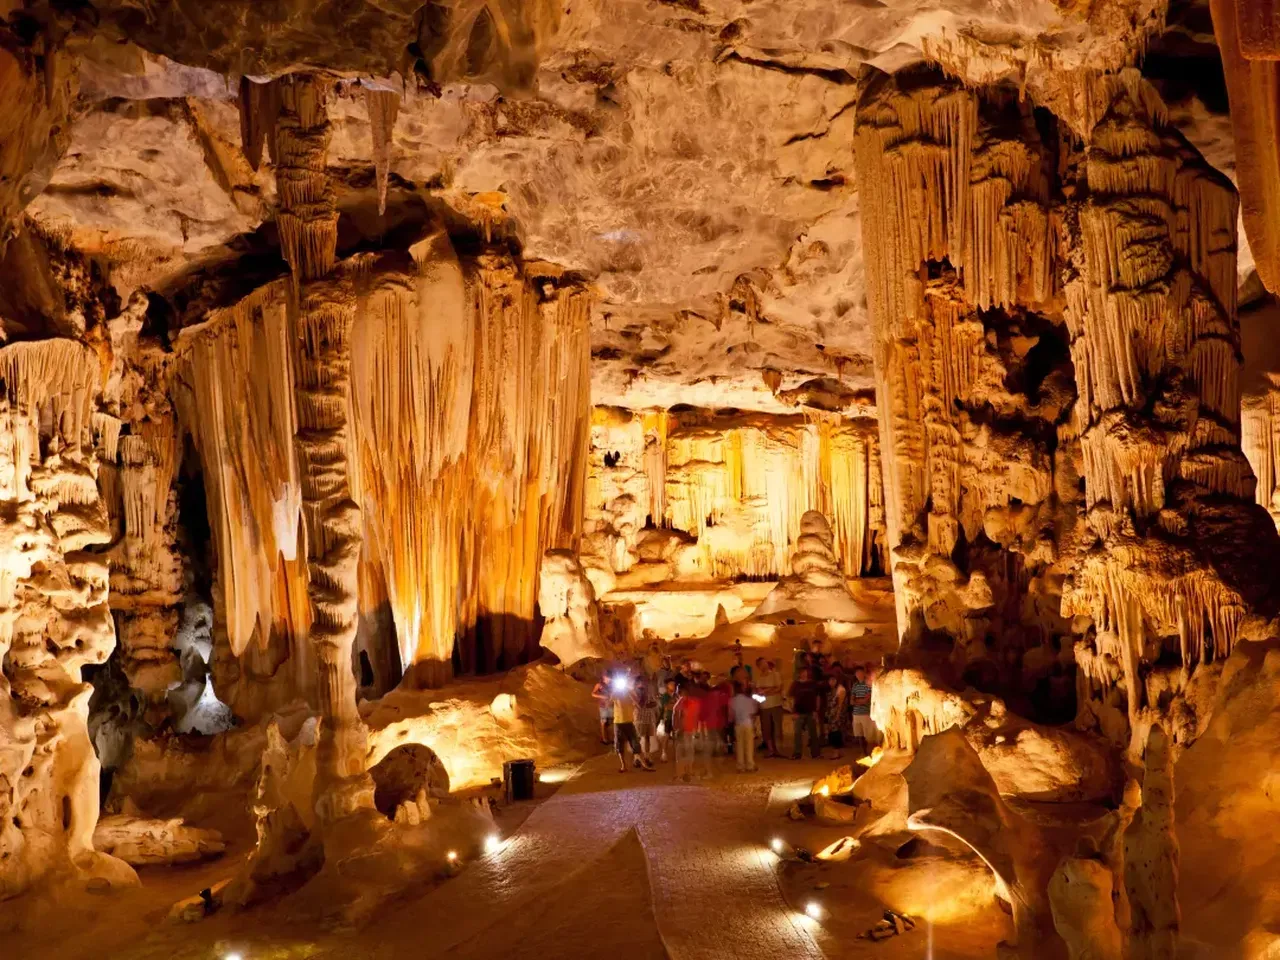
[3,2,1280,958]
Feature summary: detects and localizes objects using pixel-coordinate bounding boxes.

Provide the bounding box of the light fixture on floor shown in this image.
[770,837,783,853]
[804,902,823,920]
[225,953,243,960]
[484,834,502,854]
[447,850,458,863]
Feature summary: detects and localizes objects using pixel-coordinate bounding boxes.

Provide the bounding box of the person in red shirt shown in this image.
[673,686,702,782]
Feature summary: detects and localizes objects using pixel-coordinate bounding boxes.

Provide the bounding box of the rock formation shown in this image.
[3,3,1280,958]
[753,510,869,622]
[537,550,607,667]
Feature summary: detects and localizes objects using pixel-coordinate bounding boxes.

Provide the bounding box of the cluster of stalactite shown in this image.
[852,68,1078,679]
[1057,82,1280,751]
[174,240,591,704]
[95,313,186,718]
[856,64,1280,752]
[585,406,886,581]
[0,339,128,898]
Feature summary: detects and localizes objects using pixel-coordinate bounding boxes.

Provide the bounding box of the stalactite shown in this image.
[274,76,338,282]
[363,87,401,217]
[1059,76,1280,751]
[175,284,303,667]
[238,77,281,173]
[854,66,1062,647]
[1210,0,1280,293]
[0,338,132,898]
[591,408,883,581]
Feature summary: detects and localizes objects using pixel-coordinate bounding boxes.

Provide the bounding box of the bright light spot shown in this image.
[538,768,570,784]
[225,953,243,960]
[818,784,830,797]
[804,902,823,920]
[446,850,458,863]
[857,746,884,769]
[484,834,502,854]
[770,837,783,854]
[490,693,517,722]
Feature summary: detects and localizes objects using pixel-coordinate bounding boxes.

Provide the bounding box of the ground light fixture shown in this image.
[805,902,823,920]
[446,850,458,863]
[225,953,243,960]
[770,837,783,853]
[484,834,502,854]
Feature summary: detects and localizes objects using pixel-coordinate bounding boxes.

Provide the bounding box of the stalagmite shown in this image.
[0,339,135,898]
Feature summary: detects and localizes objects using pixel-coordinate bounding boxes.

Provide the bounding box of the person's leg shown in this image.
[738,724,755,771]
[615,721,627,771]
[629,725,644,766]
[734,726,747,771]
[764,707,779,756]
[792,713,803,759]
[805,714,820,758]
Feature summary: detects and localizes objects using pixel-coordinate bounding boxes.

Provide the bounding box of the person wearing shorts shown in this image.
[849,668,878,755]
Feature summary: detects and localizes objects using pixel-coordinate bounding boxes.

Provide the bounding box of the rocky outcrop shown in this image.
[92,814,225,866]
[754,511,869,622]
[0,340,135,898]
[537,550,607,668]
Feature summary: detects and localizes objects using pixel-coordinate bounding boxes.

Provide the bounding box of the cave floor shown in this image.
[6,751,1003,960]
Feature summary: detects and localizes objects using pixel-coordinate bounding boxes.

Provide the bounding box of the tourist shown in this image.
[850,667,877,755]
[634,680,660,766]
[789,666,821,760]
[654,655,675,692]
[729,650,753,685]
[611,672,651,771]
[657,678,678,760]
[823,673,849,749]
[643,642,663,683]
[755,657,784,757]
[592,670,614,744]
[729,681,760,773]
[675,659,695,692]
[708,674,733,757]
[673,684,701,782]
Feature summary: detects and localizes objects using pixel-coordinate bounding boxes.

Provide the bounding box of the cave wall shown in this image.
[856,64,1280,753]
[586,405,886,583]
[0,339,131,898]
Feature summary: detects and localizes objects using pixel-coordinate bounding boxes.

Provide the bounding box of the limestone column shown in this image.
[273,74,374,824]
[852,67,1058,650]
[1060,81,1280,749]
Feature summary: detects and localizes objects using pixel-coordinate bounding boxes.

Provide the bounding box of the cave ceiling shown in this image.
[2,0,1248,413]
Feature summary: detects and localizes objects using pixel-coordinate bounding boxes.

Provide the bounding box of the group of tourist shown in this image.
[591,640,879,778]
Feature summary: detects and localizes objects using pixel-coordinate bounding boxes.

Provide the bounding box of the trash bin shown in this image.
[503,758,536,802]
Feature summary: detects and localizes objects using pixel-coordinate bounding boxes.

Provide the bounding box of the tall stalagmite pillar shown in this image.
[273,75,374,823]
[852,67,1063,654]
[1060,81,1280,751]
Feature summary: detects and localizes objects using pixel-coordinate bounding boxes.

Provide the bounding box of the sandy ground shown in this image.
[3,739,1008,960]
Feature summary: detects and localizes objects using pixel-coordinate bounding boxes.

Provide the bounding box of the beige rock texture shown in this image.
[537,549,607,667]
[7,2,1280,957]
[92,813,225,866]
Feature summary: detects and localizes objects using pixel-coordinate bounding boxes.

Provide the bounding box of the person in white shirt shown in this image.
[729,683,760,773]
[754,658,785,757]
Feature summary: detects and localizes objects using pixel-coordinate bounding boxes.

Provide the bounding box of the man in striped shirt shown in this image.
[849,667,877,755]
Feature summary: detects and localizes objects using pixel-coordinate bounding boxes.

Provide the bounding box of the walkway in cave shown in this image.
[334,755,825,960]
